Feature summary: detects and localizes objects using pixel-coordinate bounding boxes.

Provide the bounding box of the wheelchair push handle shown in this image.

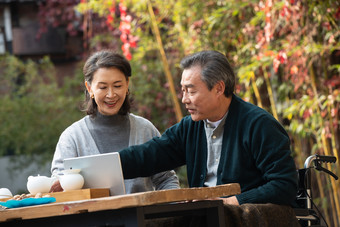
[316,155,337,163]
[304,154,338,180]
[304,154,336,168]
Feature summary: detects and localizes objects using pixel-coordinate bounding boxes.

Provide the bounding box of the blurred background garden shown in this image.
[0,0,339,225]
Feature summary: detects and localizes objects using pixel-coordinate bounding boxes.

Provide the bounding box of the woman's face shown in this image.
[85,67,129,116]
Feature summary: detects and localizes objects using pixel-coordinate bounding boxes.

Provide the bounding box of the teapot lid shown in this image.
[28,174,50,180]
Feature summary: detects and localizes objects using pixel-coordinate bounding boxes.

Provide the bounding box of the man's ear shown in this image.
[215,81,225,96]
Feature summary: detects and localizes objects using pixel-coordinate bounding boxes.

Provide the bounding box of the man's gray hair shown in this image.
[180,50,235,97]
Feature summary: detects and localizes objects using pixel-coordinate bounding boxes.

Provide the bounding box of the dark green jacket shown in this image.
[119,94,298,205]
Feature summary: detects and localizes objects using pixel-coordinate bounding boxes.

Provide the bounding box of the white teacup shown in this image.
[59,169,84,191]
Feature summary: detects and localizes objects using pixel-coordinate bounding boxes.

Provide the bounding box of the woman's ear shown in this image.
[85,81,92,96]
[126,78,130,92]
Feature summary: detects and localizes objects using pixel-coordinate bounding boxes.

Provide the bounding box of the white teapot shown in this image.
[0,188,13,199]
[59,169,84,191]
[27,175,54,195]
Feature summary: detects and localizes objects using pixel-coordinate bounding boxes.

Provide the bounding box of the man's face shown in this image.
[180,66,221,121]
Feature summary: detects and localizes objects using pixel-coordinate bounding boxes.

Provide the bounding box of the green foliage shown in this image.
[0,54,84,166]
[73,0,339,192]
[30,1,340,222]
[128,10,185,132]
[129,57,180,133]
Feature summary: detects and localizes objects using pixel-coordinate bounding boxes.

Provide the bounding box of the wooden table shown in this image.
[0,183,240,227]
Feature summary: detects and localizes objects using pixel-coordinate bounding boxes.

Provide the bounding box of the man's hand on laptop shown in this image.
[49,180,63,193]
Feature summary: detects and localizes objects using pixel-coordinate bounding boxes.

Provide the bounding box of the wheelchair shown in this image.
[294,154,338,227]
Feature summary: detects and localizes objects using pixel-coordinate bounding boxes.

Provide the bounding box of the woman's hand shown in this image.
[49,179,63,193]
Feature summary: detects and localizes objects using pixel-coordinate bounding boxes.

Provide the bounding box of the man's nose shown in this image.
[182,92,189,104]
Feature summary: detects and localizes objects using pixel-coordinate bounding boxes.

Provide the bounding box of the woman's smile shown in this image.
[105,100,118,107]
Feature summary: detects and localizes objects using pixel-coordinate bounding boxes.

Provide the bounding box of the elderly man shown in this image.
[119,50,297,206]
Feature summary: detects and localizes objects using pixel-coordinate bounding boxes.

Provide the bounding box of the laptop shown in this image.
[63,152,126,196]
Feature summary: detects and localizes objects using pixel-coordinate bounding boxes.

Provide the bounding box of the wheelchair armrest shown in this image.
[294,208,310,216]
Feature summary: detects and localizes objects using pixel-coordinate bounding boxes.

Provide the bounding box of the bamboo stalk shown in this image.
[295,134,304,168]
[314,138,332,226]
[327,98,340,224]
[244,81,254,104]
[316,172,332,225]
[310,65,340,226]
[250,71,263,108]
[327,103,340,161]
[321,132,338,227]
[262,67,278,120]
[147,0,183,122]
[83,9,88,50]
[82,1,92,51]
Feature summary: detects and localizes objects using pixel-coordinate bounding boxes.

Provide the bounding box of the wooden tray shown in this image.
[0,188,110,203]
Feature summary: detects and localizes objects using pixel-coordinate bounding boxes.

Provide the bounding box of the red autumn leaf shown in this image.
[121,43,130,52]
[130,40,137,48]
[303,109,311,119]
[335,6,340,19]
[109,6,115,14]
[273,58,280,73]
[119,3,127,17]
[264,50,274,56]
[277,50,287,64]
[325,76,340,87]
[119,22,131,34]
[106,15,114,25]
[125,51,132,60]
[120,33,127,43]
[290,65,298,75]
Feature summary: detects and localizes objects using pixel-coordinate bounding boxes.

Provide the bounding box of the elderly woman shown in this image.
[49,50,179,193]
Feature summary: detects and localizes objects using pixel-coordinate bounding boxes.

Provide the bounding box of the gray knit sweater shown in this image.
[51,113,180,193]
